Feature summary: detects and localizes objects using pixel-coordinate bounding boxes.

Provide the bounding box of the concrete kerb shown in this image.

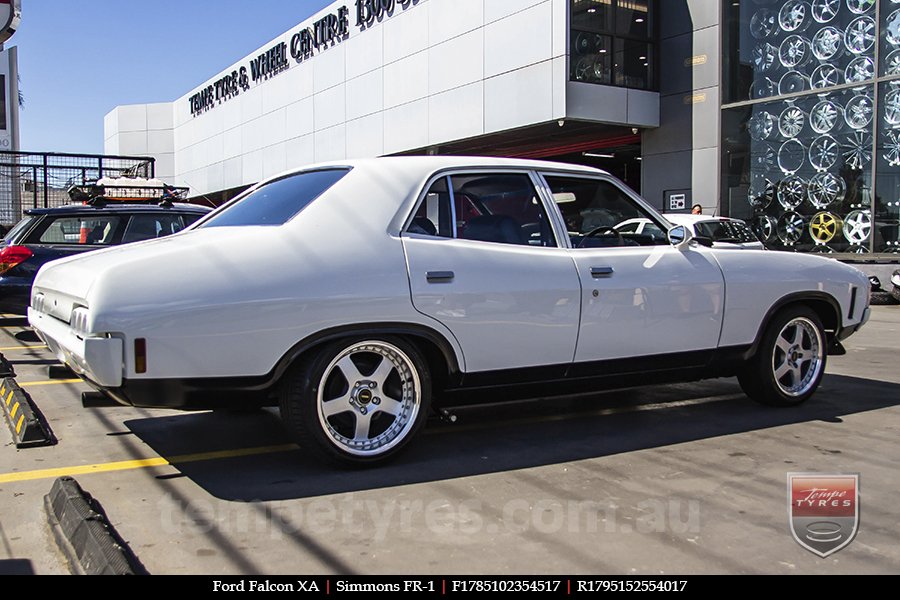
[44,476,145,575]
[0,376,54,448]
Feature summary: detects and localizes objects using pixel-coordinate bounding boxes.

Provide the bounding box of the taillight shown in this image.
[0,246,33,275]
[134,338,147,374]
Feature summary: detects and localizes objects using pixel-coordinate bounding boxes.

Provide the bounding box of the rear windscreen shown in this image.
[200,169,350,228]
[4,216,37,243]
[28,215,125,246]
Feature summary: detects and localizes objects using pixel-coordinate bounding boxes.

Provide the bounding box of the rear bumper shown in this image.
[103,377,273,410]
[27,307,124,388]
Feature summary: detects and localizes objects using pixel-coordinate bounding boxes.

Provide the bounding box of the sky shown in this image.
[11,0,334,154]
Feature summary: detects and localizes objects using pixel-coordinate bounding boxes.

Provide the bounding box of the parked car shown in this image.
[892,269,900,303]
[0,201,211,315]
[28,158,870,465]
[612,217,667,241]
[665,214,766,249]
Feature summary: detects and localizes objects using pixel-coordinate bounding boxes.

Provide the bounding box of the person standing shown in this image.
[691,204,702,215]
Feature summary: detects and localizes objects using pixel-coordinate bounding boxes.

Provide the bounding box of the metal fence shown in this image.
[0,151,156,226]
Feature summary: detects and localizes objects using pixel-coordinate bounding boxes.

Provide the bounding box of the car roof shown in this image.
[24,202,211,216]
[260,156,610,185]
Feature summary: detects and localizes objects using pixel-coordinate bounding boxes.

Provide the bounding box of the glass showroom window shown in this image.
[877,4,900,252]
[570,0,656,90]
[722,0,898,256]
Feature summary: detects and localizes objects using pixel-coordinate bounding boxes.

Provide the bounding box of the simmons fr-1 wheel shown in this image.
[279,337,431,466]
[739,307,827,407]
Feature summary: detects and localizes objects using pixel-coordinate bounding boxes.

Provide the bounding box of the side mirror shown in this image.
[668,225,692,250]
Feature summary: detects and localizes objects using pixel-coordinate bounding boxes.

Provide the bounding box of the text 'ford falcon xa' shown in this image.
[28,157,871,465]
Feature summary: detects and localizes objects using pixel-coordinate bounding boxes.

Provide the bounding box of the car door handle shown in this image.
[590,266,615,278]
[426,271,455,283]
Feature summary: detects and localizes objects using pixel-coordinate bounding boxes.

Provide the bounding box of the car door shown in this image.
[539,173,725,364]
[402,171,581,373]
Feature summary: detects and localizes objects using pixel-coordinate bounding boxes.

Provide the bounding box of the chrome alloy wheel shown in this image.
[771,317,824,397]
[316,340,422,457]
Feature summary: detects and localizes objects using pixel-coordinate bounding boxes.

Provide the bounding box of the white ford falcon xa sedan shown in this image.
[28,157,870,465]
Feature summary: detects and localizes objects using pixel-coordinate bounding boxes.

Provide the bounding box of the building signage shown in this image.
[189,0,417,117]
[356,0,415,29]
[290,7,350,60]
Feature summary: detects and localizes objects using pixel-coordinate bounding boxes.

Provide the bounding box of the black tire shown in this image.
[738,306,827,407]
[279,336,431,466]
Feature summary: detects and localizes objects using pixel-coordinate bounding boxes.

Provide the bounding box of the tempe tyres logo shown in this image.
[788,473,859,557]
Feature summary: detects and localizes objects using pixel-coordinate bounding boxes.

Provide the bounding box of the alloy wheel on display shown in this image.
[812,0,840,23]
[846,0,874,15]
[809,134,840,170]
[779,105,807,138]
[809,211,843,244]
[845,56,875,83]
[884,130,900,166]
[779,176,807,210]
[809,99,841,133]
[844,16,876,54]
[811,26,842,61]
[779,138,807,173]
[753,214,777,242]
[811,64,841,89]
[780,35,812,68]
[754,43,778,71]
[779,1,811,32]
[807,172,846,208]
[749,110,777,141]
[749,176,777,209]
[752,9,778,39]
[844,130,872,169]
[777,211,806,244]
[843,209,871,244]
[844,94,874,130]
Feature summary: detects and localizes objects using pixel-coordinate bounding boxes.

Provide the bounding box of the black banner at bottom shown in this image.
[16,575,878,593]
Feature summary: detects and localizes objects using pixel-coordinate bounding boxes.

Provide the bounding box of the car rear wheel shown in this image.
[738,306,827,407]
[279,337,431,466]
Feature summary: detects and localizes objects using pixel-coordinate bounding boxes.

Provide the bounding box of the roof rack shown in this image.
[67,179,190,207]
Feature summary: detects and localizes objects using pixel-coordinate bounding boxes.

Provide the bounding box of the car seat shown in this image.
[462,215,525,245]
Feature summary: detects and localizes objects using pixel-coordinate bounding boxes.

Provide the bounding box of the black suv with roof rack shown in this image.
[0,200,211,315]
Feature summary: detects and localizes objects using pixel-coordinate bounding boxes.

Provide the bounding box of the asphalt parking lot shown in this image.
[0,306,898,575]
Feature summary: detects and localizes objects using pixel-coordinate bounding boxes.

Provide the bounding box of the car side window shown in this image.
[406,173,557,248]
[33,216,124,246]
[122,214,188,243]
[408,177,454,238]
[543,175,668,248]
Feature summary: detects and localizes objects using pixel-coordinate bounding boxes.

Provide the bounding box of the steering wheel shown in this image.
[577,226,625,248]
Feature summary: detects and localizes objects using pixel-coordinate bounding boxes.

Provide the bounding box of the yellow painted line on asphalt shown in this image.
[17,379,82,387]
[0,345,47,352]
[0,443,299,484]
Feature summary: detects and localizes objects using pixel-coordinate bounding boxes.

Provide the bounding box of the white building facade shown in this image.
[105,0,661,199]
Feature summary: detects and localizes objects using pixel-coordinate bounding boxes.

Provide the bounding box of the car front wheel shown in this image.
[279,337,431,466]
[738,306,827,407]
